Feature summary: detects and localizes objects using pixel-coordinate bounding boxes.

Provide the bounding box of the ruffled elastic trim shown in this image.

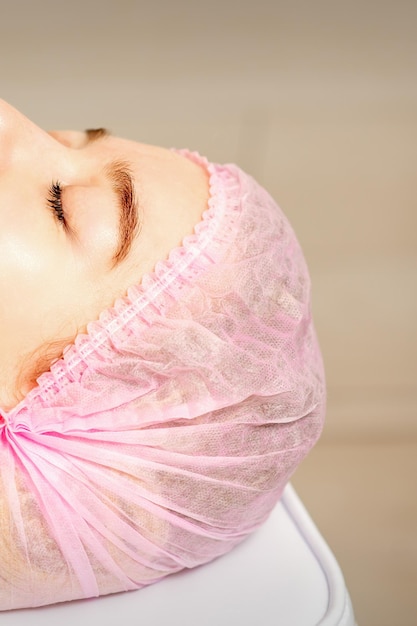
[14,150,243,411]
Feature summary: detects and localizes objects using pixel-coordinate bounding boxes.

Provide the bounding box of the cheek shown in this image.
[0,220,81,342]
[0,197,124,359]
[0,213,51,291]
[0,205,80,291]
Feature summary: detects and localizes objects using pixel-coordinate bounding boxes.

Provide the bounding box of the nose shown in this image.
[0,98,23,131]
[0,99,64,167]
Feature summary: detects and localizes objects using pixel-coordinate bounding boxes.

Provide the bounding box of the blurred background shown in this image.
[0,0,415,623]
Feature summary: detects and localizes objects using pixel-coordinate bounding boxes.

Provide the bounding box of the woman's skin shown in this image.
[0,100,209,410]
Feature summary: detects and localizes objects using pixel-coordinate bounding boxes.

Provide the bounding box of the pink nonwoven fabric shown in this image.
[0,150,326,609]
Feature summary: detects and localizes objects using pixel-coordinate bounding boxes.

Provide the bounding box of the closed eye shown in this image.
[47,181,66,226]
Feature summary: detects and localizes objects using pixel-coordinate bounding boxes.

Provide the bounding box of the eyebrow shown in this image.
[85,128,141,267]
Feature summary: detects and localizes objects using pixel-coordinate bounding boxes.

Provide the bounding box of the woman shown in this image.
[0,99,326,610]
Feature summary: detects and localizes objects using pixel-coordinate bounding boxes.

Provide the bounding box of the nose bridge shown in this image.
[0,99,35,140]
[0,100,24,163]
[0,99,64,170]
[0,98,18,129]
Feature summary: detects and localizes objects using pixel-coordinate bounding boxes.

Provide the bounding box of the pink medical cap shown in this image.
[0,150,325,609]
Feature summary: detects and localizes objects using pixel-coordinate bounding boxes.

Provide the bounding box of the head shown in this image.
[0,99,209,409]
[0,99,326,608]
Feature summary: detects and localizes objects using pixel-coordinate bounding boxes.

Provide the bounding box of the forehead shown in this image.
[99,137,209,275]
[92,134,171,166]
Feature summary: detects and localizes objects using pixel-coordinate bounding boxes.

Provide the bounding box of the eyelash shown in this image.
[47,181,66,226]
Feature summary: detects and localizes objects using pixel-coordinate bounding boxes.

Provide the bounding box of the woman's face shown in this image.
[0,100,208,409]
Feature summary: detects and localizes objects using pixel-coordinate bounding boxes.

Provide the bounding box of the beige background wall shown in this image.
[0,1,415,623]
